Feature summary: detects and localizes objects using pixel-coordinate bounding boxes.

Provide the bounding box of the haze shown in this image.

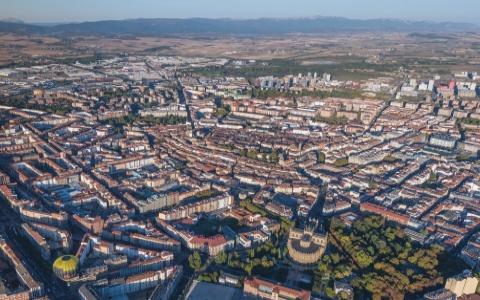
[2,0,480,24]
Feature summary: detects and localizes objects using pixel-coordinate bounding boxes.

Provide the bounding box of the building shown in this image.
[139,105,188,118]
[460,233,480,269]
[348,150,386,165]
[98,267,176,298]
[424,289,456,300]
[429,134,457,150]
[187,235,234,256]
[445,270,479,297]
[0,238,44,298]
[243,277,311,300]
[461,244,480,270]
[360,202,424,229]
[79,266,179,299]
[20,223,51,260]
[158,194,233,221]
[287,219,328,265]
[186,280,243,300]
[218,271,241,287]
[53,255,79,281]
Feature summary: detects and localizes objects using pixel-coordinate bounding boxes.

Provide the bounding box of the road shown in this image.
[0,198,70,299]
[365,81,404,133]
[176,81,196,133]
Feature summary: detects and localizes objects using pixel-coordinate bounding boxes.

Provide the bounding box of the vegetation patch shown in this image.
[312,216,468,299]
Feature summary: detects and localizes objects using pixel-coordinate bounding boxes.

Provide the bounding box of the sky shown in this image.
[1,0,479,24]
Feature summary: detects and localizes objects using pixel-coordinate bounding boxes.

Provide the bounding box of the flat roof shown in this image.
[186,281,253,300]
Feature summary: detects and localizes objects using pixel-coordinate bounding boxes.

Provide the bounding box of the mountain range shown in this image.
[0,17,477,36]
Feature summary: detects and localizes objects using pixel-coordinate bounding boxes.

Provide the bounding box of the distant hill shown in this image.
[0,18,25,24]
[0,21,46,34]
[0,17,477,36]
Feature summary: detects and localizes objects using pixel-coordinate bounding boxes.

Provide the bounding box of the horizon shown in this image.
[2,0,480,25]
[4,15,478,27]
[1,1,480,300]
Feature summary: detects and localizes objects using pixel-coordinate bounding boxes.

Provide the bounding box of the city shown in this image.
[0,1,479,300]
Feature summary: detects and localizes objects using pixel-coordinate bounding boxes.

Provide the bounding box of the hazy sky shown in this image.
[2,0,479,24]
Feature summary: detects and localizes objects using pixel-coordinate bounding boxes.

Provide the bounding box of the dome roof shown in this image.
[53,255,79,273]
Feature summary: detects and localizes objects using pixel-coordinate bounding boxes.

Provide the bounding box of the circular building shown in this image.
[53,255,79,281]
[287,219,328,266]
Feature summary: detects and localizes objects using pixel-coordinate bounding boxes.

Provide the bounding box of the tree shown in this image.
[317,151,326,163]
[314,114,349,126]
[261,256,273,268]
[385,227,396,242]
[328,215,463,299]
[239,148,247,157]
[354,250,374,268]
[477,273,480,294]
[334,157,348,167]
[338,291,353,300]
[334,264,352,280]
[417,255,437,271]
[189,251,203,271]
[247,149,258,159]
[330,253,341,264]
[215,251,227,265]
[244,261,253,275]
[427,171,438,183]
[270,149,279,163]
[456,153,470,162]
[214,107,228,118]
[325,287,336,298]
[198,271,220,283]
[247,248,255,259]
[383,155,397,162]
